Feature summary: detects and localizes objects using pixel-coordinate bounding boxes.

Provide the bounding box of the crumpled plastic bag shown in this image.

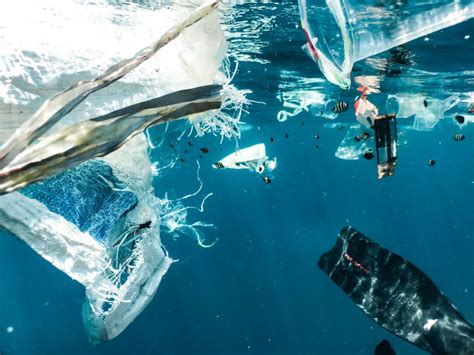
[0,0,234,342]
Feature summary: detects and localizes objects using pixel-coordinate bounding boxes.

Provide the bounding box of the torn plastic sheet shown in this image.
[335,125,373,160]
[387,94,460,131]
[333,123,408,160]
[276,70,330,122]
[0,135,173,341]
[0,0,242,342]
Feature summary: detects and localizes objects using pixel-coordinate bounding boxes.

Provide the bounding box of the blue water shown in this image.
[1,1,474,354]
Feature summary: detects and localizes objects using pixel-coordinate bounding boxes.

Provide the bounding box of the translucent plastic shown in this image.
[299,0,474,88]
[386,94,460,130]
[0,0,237,342]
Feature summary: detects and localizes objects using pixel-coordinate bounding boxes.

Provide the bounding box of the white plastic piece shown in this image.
[355,98,378,128]
[0,136,173,342]
[0,0,229,143]
[214,143,277,174]
[218,143,266,169]
[0,192,109,286]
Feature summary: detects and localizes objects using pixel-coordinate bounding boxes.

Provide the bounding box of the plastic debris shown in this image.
[335,125,373,160]
[213,143,277,179]
[354,97,379,128]
[298,0,474,88]
[386,94,460,131]
[0,0,244,343]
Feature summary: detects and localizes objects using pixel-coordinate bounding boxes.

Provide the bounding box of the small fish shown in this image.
[428,159,436,166]
[423,99,428,108]
[169,143,175,148]
[301,121,305,126]
[262,176,272,184]
[455,115,465,124]
[315,134,320,139]
[187,141,193,146]
[200,147,209,154]
[354,132,370,142]
[270,137,274,143]
[453,133,465,141]
[363,150,375,160]
[315,145,319,149]
[332,101,349,114]
[285,133,289,138]
[199,155,203,159]
[184,149,188,154]
[180,158,185,163]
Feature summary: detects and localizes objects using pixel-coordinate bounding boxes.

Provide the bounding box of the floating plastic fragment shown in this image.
[213,143,277,179]
[299,0,474,88]
[355,97,379,128]
[335,125,373,160]
[386,94,460,131]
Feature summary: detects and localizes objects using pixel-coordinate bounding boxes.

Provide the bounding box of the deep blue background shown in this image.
[1,1,473,354]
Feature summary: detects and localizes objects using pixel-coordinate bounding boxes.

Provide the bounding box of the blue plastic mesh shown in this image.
[22,160,138,244]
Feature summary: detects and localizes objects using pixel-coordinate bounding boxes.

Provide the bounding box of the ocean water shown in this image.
[1,1,473,354]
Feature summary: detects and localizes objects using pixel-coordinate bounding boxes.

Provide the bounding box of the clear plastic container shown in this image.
[299,0,474,89]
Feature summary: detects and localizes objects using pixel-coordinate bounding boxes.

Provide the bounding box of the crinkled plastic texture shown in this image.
[388,94,460,131]
[0,0,232,342]
[0,0,228,141]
